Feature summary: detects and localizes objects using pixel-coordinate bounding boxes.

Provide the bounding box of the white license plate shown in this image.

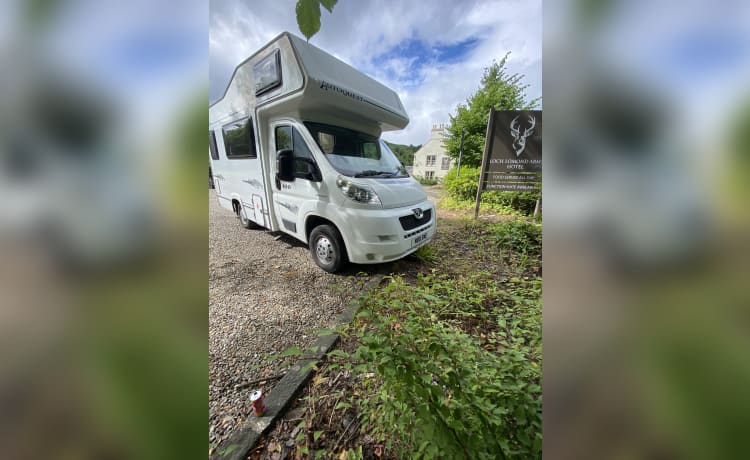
[412,233,429,248]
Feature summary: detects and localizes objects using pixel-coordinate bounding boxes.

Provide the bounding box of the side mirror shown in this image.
[296,157,323,182]
[276,149,294,182]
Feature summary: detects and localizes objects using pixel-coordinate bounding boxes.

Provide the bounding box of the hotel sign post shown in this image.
[474,108,542,219]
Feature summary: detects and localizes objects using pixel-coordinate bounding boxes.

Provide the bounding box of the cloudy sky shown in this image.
[210,0,541,146]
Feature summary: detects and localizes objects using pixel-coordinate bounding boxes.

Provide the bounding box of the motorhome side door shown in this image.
[270,123,323,240]
[220,116,268,227]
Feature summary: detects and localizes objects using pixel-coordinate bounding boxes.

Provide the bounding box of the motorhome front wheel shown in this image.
[309,224,347,273]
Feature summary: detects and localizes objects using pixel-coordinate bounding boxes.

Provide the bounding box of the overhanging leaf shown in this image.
[320,0,338,13]
[296,0,321,40]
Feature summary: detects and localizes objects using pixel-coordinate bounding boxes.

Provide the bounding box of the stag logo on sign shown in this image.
[510,115,536,157]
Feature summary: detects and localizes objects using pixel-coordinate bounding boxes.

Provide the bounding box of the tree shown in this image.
[443,55,539,167]
[385,141,421,166]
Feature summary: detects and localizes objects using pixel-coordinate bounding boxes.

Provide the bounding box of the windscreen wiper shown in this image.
[354,170,397,178]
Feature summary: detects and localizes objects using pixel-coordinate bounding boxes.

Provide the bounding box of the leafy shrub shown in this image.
[439,195,522,216]
[491,219,541,256]
[412,244,438,264]
[443,166,481,201]
[352,275,542,459]
[417,177,439,186]
[444,167,539,215]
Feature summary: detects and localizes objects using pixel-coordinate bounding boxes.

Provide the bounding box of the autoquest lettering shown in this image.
[319,81,366,102]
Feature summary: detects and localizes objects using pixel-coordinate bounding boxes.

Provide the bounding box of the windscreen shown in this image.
[304,122,408,178]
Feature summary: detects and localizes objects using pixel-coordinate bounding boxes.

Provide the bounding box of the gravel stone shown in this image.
[209,191,368,448]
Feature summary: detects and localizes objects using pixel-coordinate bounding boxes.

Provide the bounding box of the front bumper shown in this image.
[341,199,436,264]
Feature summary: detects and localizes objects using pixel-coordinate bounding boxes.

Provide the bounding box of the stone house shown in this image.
[412,123,454,181]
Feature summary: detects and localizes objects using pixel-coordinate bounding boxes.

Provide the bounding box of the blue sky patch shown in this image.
[372,36,480,86]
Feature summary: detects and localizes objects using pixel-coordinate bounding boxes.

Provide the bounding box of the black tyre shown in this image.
[239,204,258,229]
[309,224,347,273]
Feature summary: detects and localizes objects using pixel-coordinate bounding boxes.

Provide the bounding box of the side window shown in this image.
[292,128,315,177]
[223,117,256,158]
[209,131,219,160]
[275,126,292,152]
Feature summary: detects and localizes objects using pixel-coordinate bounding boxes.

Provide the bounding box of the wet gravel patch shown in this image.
[209,191,374,450]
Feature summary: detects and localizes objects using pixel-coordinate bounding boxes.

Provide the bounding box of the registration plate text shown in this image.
[412,233,428,248]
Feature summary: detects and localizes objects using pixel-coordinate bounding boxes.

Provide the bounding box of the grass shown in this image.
[411,244,438,264]
[438,195,528,218]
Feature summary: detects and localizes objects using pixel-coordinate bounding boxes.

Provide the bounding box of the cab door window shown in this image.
[292,128,315,177]
[275,126,292,151]
[275,125,320,181]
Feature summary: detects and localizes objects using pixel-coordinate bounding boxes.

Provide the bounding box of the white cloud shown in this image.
[210,0,541,145]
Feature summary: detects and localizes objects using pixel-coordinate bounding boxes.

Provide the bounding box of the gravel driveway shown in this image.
[209,191,374,448]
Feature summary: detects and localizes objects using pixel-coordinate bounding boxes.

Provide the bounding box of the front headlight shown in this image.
[336,176,381,206]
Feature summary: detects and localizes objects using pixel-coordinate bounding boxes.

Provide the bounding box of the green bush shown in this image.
[417,177,439,186]
[439,195,521,216]
[353,275,542,459]
[443,166,481,201]
[444,167,539,215]
[490,219,542,256]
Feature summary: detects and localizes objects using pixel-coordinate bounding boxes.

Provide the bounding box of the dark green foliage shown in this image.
[444,167,539,215]
[443,57,540,167]
[352,274,542,459]
[385,141,421,166]
[491,220,541,256]
[444,166,483,201]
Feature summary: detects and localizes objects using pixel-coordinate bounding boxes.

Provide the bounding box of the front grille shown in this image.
[404,224,432,239]
[399,208,431,231]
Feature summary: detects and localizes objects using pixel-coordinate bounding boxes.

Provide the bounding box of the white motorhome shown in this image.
[209,32,435,272]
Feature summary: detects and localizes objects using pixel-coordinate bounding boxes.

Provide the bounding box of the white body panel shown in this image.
[209,32,435,265]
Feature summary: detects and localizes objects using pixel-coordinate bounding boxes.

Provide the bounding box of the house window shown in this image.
[441,157,451,170]
[223,117,256,159]
[426,155,436,167]
[209,131,219,160]
[425,171,435,179]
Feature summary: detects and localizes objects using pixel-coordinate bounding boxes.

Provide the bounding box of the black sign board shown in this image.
[475,109,542,217]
